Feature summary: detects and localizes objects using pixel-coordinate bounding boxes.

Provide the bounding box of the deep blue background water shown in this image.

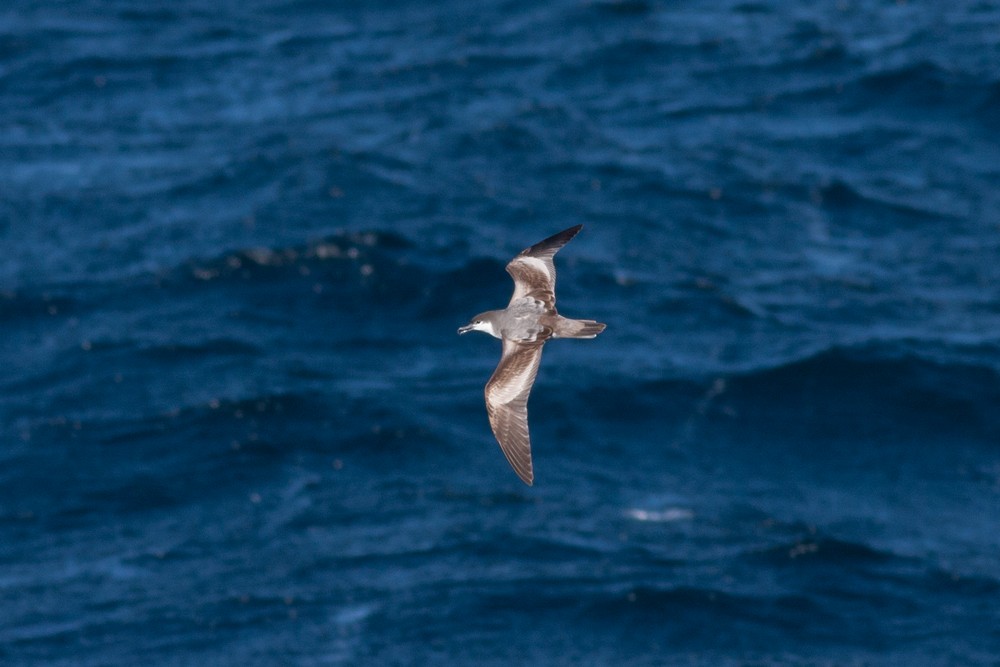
[3,1,1000,664]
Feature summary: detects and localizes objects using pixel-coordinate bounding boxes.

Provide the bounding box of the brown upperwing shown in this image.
[505,224,582,307]
[484,338,545,485]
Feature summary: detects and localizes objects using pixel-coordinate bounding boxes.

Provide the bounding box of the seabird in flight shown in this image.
[458,225,605,485]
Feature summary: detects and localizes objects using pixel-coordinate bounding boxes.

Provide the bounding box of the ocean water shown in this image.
[2,0,1000,664]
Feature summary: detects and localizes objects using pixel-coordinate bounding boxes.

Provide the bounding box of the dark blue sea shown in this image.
[3,1,1000,664]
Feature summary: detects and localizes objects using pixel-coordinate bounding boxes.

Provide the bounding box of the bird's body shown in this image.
[458,225,605,485]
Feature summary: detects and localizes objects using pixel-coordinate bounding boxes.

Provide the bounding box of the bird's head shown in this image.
[458,312,500,337]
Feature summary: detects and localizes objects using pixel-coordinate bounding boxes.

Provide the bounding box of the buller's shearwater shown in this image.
[458,225,606,485]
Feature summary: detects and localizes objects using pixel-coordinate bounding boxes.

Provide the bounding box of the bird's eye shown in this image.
[476,320,482,324]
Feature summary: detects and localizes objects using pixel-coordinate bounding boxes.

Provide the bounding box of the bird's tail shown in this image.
[553,317,606,339]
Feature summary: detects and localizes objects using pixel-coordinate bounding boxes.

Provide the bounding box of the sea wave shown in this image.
[4,1,1000,663]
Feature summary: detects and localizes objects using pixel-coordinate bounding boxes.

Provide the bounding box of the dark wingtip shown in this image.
[557,224,583,241]
[522,224,584,257]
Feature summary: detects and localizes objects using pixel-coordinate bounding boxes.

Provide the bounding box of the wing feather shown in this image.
[506,224,582,307]
[484,340,544,485]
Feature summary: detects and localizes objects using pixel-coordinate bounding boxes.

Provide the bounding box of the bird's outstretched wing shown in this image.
[484,338,545,485]
[506,224,582,309]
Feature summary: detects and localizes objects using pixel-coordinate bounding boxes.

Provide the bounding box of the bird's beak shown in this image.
[457,324,473,335]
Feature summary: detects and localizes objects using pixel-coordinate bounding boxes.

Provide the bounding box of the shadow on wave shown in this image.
[718,345,1000,443]
[584,344,1000,445]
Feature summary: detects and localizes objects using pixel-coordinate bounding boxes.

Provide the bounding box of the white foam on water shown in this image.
[625,508,694,522]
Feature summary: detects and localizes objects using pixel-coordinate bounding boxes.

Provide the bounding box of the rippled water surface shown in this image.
[3,1,1000,664]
